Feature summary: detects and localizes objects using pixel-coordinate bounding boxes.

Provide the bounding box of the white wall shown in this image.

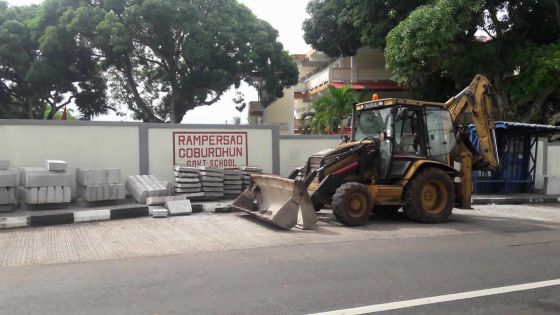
[0,124,139,196]
[279,136,341,176]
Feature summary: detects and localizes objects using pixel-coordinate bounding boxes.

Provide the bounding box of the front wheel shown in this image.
[332,182,372,226]
[403,168,455,223]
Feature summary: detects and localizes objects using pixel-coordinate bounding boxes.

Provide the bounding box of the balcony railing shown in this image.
[304,66,393,92]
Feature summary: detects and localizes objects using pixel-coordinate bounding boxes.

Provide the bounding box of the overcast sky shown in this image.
[6,0,312,123]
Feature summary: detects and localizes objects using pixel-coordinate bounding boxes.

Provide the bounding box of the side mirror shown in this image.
[345,116,352,128]
[341,135,351,143]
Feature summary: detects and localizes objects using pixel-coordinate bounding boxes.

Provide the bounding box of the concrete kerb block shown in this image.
[0,170,18,188]
[21,168,72,187]
[0,216,28,229]
[74,209,111,223]
[164,199,192,216]
[76,168,122,185]
[45,160,67,172]
[0,160,9,170]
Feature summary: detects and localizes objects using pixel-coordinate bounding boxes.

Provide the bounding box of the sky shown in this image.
[6,0,312,123]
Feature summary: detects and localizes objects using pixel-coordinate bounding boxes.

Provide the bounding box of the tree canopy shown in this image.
[303,0,560,123]
[0,0,298,121]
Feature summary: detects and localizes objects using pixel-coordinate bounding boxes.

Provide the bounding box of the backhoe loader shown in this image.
[232,74,500,229]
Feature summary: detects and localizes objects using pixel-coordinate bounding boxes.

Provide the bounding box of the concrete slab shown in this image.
[152,208,169,218]
[164,199,192,216]
[45,160,67,171]
[173,165,200,173]
[0,188,8,204]
[21,168,72,187]
[18,187,38,204]
[146,195,187,206]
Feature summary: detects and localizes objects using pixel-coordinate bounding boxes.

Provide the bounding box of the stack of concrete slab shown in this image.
[173,165,204,198]
[223,169,243,197]
[76,168,125,203]
[126,175,169,204]
[198,167,224,200]
[0,160,17,209]
[18,161,72,205]
[240,166,263,190]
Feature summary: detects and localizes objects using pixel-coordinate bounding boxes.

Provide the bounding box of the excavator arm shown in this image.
[445,74,500,208]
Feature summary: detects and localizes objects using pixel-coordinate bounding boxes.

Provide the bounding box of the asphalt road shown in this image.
[1,205,560,314]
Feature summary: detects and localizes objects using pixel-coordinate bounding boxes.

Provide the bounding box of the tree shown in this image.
[95,0,298,123]
[302,0,427,57]
[309,85,356,133]
[385,0,560,122]
[0,0,109,120]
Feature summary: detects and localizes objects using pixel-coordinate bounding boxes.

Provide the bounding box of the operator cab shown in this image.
[353,98,456,182]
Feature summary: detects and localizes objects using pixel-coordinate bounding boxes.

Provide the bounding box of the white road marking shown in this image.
[310,279,560,315]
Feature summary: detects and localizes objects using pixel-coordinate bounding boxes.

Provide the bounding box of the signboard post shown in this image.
[173,131,248,168]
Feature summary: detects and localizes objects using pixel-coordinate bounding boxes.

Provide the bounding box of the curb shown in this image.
[472,196,560,205]
[0,202,233,230]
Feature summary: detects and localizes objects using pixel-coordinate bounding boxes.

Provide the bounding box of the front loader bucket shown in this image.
[231,174,317,230]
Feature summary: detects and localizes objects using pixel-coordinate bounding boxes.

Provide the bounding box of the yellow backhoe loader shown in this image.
[232,74,500,229]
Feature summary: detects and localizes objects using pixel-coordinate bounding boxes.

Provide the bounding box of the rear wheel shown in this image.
[373,205,401,217]
[403,168,455,223]
[332,182,372,226]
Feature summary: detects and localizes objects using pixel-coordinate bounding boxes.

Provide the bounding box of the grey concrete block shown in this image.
[76,168,122,185]
[177,192,204,198]
[0,160,9,170]
[63,186,71,203]
[46,186,55,203]
[38,187,47,204]
[0,170,18,187]
[19,187,38,204]
[126,176,147,203]
[174,183,202,189]
[146,195,187,206]
[54,186,64,203]
[95,185,104,201]
[78,185,97,202]
[224,180,242,185]
[102,184,111,200]
[107,169,121,184]
[152,208,169,218]
[164,199,192,216]
[116,184,125,200]
[45,160,67,171]
[199,171,224,177]
[21,168,72,187]
[8,187,17,204]
[198,167,224,173]
[0,188,8,204]
[74,209,110,223]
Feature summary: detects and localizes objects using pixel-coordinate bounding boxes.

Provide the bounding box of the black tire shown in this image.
[332,182,372,226]
[403,168,455,223]
[373,205,401,217]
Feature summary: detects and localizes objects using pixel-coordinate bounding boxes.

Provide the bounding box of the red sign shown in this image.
[173,131,248,167]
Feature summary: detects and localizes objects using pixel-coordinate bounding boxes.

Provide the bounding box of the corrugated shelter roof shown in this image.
[495,121,560,133]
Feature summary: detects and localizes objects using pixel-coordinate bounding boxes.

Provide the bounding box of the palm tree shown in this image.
[309,85,356,134]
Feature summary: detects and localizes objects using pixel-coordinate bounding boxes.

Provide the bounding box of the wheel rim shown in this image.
[348,193,367,217]
[420,180,447,213]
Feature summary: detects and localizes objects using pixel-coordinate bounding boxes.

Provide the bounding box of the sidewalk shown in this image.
[472,194,560,205]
